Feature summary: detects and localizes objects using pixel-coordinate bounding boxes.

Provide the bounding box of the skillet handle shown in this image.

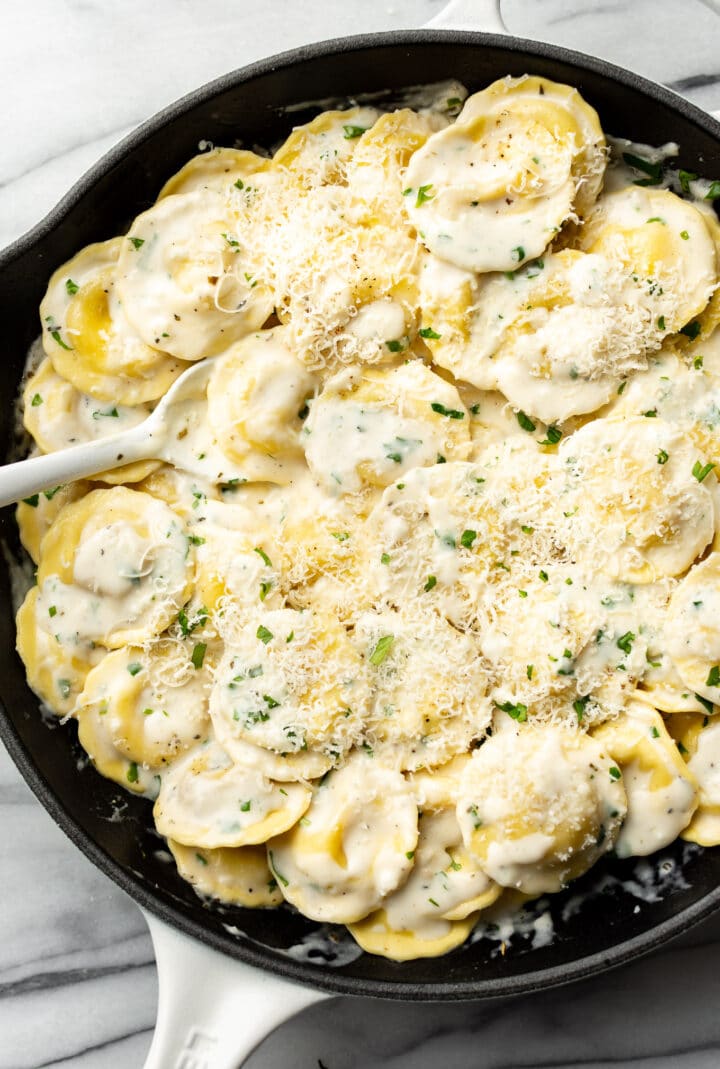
[424,0,508,33]
[142,911,330,1069]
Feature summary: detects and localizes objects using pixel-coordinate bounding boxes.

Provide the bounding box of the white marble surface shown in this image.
[2,1,720,1066]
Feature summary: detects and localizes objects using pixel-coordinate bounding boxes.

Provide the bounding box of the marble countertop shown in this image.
[2,1,720,1066]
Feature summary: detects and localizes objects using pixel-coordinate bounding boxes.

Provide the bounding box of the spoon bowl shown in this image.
[0,356,223,508]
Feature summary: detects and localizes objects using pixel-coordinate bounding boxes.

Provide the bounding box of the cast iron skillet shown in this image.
[2,10,720,1066]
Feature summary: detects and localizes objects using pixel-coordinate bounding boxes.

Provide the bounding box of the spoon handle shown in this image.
[0,425,154,509]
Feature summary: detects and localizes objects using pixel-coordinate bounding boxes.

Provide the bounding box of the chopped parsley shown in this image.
[22,494,39,507]
[681,321,701,340]
[651,726,660,739]
[31,393,43,407]
[239,709,270,726]
[526,664,534,680]
[679,169,698,193]
[415,184,435,207]
[92,407,119,419]
[657,449,669,465]
[495,700,528,723]
[419,326,442,340]
[540,425,562,445]
[512,245,525,262]
[44,316,73,351]
[573,695,590,723]
[431,401,464,419]
[460,529,477,549]
[380,552,391,565]
[705,181,720,201]
[331,531,350,541]
[706,665,720,688]
[609,766,622,780]
[342,124,367,139]
[616,631,635,655]
[48,605,57,618]
[254,546,272,567]
[692,460,715,482]
[178,606,209,637]
[424,575,437,592]
[127,662,143,676]
[191,642,207,670]
[127,762,139,784]
[256,625,274,645]
[622,152,663,185]
[65,278,79,295]
[128,236,145,249]
[516,410,536,433]
[369,635,394,666]
[538,570,549,583]
[696,693,714,714]
[680,230,690,240]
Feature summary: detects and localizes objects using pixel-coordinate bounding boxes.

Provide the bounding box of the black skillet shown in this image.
[2,2,720,1064]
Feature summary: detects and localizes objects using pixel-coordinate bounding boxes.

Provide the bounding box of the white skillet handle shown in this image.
[143,911,330,1069]
[0,425,153,509]
[424,0,508,33]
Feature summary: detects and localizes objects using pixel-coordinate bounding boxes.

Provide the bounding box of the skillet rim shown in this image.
[1,26,719,272]
[2,26,720,1001]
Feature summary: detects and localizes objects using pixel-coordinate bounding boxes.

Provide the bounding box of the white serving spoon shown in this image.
[0,357,247,508]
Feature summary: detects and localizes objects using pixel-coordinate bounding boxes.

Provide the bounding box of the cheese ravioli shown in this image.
[15,75,720,963]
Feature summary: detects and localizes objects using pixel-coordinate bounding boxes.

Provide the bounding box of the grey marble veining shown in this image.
[2,2,720,1066]
[503,0,720,113]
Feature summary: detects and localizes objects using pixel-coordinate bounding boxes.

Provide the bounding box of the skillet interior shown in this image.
[2,30,720,1000]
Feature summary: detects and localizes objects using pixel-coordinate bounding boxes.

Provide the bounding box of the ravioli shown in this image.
[40,238,187,403]
[404,75,606,272]
[457,726,626,894]
[116,191,274,361]
[267,753,418,924]
[14,75,720,963]
[35,487,194,648]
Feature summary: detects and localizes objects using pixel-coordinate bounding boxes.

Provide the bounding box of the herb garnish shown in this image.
[369,635,394,665]
[431,402,464,419]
